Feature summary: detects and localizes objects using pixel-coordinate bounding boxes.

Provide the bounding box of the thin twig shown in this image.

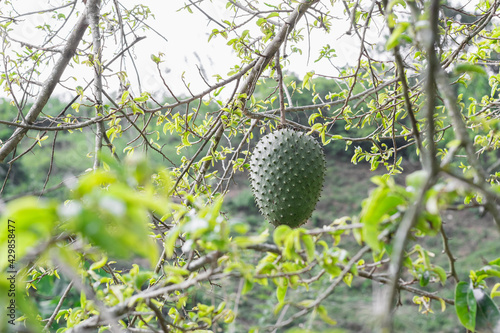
[43,281,74,332]
[440,224,459,283]
[275,50,286,125]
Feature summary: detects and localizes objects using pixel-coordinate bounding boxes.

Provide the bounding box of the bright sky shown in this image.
[3,1,376,102]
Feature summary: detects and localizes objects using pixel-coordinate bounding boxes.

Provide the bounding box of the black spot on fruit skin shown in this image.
[249,128,326,228]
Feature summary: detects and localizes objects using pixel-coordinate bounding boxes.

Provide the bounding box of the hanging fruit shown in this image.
[249,128,326,228]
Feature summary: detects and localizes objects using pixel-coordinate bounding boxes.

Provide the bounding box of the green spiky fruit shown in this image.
[249,128,326,228]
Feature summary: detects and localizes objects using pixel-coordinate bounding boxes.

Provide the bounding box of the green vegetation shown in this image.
[1,1,500,333]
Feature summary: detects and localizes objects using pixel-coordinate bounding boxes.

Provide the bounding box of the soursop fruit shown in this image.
[249,128,326,228]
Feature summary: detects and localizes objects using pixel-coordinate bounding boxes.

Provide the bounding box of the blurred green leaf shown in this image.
[301,234,315,262]
[276,283,287,304]
[317,305,337,325]
[0,197,58,270]
[432,266,447,286]
[361,185,404,252]
[273,225,292,247]
[474,288,500,333]
[455,64,487,76]
[386,22,410,50]
[491,283,500,299]
[455,281,477,331]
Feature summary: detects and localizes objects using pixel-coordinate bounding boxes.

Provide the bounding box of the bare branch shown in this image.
[88,0,104,170]
[440,224,459,283]
[43,281,74,332]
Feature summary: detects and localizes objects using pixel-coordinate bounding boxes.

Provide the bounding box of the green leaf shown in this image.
[64,166,163,267]
[256,18,266,26]
[386,22,410,50]
[317,305,337,325]
[387,0,406,10]
[120,90,129,104]
[80,290,87,309]
[489,258,500,266]
[89,256,108,271]
[223,309,235,323]
[343,273,353,287]
[273,301,285,316]
[133,93,149,102]
[242,278,253,295]
[406,170,428,189]
[432,266,447,286]
[276,283,287,304]
[455,281,477,331]
[150,54,161,64]
[308,112,322,126]
[71,102,80,112]
[273,225,292,247]
[215,301,226,315]
[308,123,324,134]
[360,187,404,252]
[491,283,500,299]
[282,229,302,260]
[476,265,500,283]
[297,299,314,308]
[199,155,213,163]
[0,198,58,270]
[416,211,441,236]
[301,234,315,261]
[419,270,430,287]
[474,288,500,333]
[233,229,269,248]
[302,71,315,90]
[454,64,487,76]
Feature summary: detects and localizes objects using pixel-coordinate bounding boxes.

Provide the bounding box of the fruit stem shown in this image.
[275,50,287,126]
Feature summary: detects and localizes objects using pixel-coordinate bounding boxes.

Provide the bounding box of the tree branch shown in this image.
[64,268,220,333]
[378,0,441,330]
[88,0,104,170]
[237,0,320,120]
[0,0,96,162]
[43,281,74,332]
[440,224,459,283]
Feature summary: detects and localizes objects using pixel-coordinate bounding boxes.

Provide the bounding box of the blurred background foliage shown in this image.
[1,71,499,332]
